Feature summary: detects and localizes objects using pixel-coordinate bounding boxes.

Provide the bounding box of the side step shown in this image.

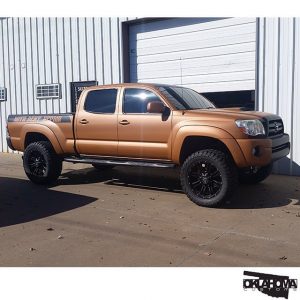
[64,156,176,169]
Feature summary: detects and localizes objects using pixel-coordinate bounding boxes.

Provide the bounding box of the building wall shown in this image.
[1,17,299,176]
[257,18,300,175]
[0,17,130,152]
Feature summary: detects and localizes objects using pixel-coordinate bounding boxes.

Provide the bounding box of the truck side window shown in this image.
[123,88,163,114]
[84,89,118,113]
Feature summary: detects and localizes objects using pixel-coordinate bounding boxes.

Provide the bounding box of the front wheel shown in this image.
[239,163,273,184]
[180,150,238,207]
[23,141,62,184]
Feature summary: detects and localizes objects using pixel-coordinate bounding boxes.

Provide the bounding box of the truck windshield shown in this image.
[157,85,215,110]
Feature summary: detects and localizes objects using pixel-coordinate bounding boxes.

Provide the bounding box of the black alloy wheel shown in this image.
[23,141,62,184]
[180,149,238,207]
[187,160,223,199]
[27,150,47,177]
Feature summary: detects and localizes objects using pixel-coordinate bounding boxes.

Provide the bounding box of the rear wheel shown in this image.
[92,164,115,171]
[180,149,238,207]
[23,141,62,184]
[239,163,273,184]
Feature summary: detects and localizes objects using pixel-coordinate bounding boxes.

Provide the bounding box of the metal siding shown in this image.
[50,18,60,113]
[293,20,300,176]
[78,18,87,82]
[129,17,256,93]
[25,18,34,115]
[258,18,300,175]
[85,18,96,82]
[32,18,42,114]
[94,18,105,84]
[9,19,16,114]
[0,17,128,152]
[64,18,74,113]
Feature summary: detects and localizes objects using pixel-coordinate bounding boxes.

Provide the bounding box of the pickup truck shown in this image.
[6,83,290,207]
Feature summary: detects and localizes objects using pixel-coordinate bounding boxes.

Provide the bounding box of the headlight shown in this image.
[235,119,265,136]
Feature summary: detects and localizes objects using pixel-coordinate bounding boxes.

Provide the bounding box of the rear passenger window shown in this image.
[84,89,118,113]
[123,88,163,114]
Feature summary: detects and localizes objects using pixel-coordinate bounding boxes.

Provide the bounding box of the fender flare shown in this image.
[172,125,247,166]
[20,124,64,154]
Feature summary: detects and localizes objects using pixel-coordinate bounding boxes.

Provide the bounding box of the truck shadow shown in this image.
[0,176,97,228]
[59,166,183,193]
[58,166,300,209]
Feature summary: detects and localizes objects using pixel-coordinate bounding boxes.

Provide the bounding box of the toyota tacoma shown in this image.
[6,83,290,207]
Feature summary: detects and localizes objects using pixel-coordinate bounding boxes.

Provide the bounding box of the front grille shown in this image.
[268,119,284,137]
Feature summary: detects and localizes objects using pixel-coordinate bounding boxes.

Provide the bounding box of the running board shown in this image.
[64,157,176,168]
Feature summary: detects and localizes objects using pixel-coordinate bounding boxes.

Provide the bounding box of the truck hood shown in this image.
[180,108,280,121]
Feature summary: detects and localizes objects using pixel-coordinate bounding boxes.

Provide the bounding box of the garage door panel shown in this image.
[137,70,255,86]
[138,78,254,93]
[132,32,255,58]
[130,18,255,40]
[133,43,256,65]
[129,18,256,92]
[186,81,255,93]
[130,62,255,81]
[131,23,255,51]
[132,52,255,73]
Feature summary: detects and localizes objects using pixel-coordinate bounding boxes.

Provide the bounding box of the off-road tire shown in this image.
[239,163,273,184]
[180,149,238,207]
[92,164,115,171]
[23,141,62,184]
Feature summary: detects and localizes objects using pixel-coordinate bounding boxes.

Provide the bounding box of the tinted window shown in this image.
[157,86,215,110]
[123,88,163,113]
[84,89,117,113]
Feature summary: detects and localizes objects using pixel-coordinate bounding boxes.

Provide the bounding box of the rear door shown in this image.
[75,88,119,156]
[117,87,172,160]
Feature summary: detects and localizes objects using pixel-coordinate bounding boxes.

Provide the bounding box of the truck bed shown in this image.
[7,113,75,154]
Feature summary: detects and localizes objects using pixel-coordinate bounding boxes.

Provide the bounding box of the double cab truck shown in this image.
[6,83,290,207]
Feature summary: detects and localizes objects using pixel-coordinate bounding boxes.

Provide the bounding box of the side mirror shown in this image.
[147,101,166,114]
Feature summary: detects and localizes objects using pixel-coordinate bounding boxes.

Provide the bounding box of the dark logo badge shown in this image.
[243,271,298,299]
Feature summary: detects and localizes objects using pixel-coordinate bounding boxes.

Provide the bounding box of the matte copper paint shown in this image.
[7,83,289,168]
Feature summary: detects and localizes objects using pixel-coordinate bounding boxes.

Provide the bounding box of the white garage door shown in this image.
[129,18,257,93]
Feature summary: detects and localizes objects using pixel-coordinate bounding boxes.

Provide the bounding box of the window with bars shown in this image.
[0,87,6,101]
[36,84,61,99]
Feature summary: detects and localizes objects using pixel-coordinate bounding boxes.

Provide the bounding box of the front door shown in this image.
[75,88,119,156]
[117,88,172,160]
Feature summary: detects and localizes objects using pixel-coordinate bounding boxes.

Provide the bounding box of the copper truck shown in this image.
[6,83,290,207]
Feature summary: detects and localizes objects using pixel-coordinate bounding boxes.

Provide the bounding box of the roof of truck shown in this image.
[83,82,183,91]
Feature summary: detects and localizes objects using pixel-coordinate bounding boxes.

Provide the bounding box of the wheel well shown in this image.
[179,136,234,165]
[24,132,50,149]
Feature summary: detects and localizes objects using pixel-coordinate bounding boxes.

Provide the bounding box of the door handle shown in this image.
[79,119,89,124]
[119,120,130,125]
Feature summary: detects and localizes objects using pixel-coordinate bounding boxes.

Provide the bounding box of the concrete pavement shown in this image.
[0,153,299,266]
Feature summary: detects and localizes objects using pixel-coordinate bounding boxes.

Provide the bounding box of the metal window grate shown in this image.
[0,87,6,101]
[36,84,61,99]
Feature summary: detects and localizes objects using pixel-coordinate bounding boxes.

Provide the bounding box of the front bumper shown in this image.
[271,133,290,161]
[236,133,290,167]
